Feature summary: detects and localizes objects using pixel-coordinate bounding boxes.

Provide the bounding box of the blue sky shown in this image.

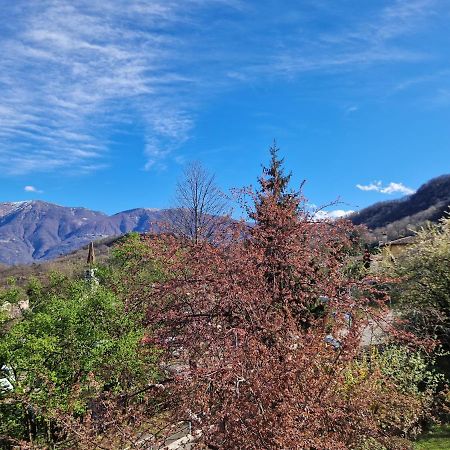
[0,0,449,216]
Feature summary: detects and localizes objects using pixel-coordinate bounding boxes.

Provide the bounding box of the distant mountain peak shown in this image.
[0,201,165,265]
[115,207,162,215]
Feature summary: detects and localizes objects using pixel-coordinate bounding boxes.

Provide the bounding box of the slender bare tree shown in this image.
[167,161,228,244]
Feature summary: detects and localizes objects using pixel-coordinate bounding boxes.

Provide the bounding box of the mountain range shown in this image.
[0,201,166,265]
[0,174,449,266]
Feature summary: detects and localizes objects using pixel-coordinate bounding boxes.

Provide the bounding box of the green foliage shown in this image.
[105,233,163,283]
[373,346,442,397]
[0,279,28,334]
[380,215,450,348]
[111,232,151,267]
[98,233,168,315]
[0,274,159,447]
[343,345,441,446]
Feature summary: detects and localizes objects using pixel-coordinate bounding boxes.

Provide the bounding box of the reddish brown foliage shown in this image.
[135,150,421,449]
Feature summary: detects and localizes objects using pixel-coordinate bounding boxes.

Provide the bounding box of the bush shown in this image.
[365,347,440,439]
[379,215,450,348]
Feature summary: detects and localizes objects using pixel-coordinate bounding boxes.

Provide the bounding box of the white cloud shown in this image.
[314,209,355,220]
[327,209,355,219]
[24,185,42,193]
[356,181,383,192]
[379,182,415,195]
[356,181,415,195]
[345,105,359,114]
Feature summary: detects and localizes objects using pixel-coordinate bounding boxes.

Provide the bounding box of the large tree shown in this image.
[140,146,428,449]
[0,253,162,449]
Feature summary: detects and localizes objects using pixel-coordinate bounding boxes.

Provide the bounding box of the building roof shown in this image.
[387,235,416,246]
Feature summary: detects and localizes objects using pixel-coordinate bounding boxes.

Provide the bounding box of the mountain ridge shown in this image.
[0,200,167,265]
[1,173,449,265]
[349,174,450,240]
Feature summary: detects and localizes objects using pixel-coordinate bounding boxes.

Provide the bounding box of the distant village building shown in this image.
[368,235,416,271]
[381,235,416,259]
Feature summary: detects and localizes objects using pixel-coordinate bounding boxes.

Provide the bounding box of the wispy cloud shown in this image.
[24,185,43,193]
[0,0,443,175]
[264,0,437,76]
[356,181,415,195]
[0,0,222,174]
[393,69,450,92]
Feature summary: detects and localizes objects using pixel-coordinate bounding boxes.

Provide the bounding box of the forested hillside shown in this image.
[350,174,450,240]
[0,236,119,287]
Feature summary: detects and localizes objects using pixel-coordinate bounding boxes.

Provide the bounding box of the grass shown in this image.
[414,425,450,449]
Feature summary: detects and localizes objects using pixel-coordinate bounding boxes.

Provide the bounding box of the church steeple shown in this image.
[87,241,95,267]
[85,241,98,287]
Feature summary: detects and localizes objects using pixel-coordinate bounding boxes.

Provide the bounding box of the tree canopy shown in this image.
[0,261,160,448]
[135,147,434,449]
[0,148,446,449]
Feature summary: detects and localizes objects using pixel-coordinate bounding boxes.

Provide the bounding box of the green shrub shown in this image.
[0,276,159,448]
[346,345,442,446]
[379,215,450,348]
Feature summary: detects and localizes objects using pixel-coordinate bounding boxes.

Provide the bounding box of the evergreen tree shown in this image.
[253,142,300,220]
[250,142,307,308]
[259,141,292,201]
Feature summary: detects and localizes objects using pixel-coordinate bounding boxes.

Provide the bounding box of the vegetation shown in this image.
[164,161,229,244]
[128,144,443,449]
[0,270,161,448]
[0,146,448,448]
[380,214,450,349]
[414,425,450,449]
[376,215,450,449]
[0,236,119,289]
